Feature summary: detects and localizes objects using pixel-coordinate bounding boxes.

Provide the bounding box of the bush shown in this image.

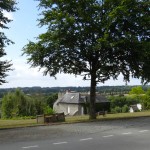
[1,93,14,118]
[1,89,46,118]
[44,106,55,115]
[46,93,58,108]
[129,86,145,95]
[122,105,129,113]
[111,106,122,114]
[109,96,127,108]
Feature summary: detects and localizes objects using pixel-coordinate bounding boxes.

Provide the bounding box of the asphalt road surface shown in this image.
[0,117,150,150]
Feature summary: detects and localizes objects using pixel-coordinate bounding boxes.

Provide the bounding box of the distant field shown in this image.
[0,111,150,129]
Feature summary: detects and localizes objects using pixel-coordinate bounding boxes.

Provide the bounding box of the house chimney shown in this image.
[66,90,69,94]
[58,92,64,99]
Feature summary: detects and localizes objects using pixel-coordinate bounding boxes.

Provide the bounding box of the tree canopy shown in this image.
[23,0,150,119]
[1,89,46,118]
[129,86,145,95]
[0,0,17,84]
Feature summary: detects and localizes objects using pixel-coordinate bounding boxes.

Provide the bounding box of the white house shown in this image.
[53,91,110,116]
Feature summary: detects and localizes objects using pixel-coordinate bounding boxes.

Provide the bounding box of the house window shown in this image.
[81,107,84,115]
[68,106,70,114]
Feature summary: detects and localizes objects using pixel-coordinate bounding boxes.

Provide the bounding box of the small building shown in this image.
[53,92,110,116]
[129,104,142,113]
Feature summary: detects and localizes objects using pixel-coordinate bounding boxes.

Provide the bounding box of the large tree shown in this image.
[0,0,16,84]
[23,0,150,119]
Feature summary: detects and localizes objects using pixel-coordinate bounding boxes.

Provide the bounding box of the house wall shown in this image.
[78,105,84,115]
[137,104,142,110]
[54,103,82,116]
[129,107,134,113]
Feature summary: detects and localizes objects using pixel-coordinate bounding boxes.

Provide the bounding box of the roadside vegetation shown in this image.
[66,111,150,123]
[0,111,150,129]
[0,86,150,129]
[108,86,150,113]
[0,86,150,119]
[0,89,57,119]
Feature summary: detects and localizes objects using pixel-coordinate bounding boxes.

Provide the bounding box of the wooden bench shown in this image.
[96,111,106,117]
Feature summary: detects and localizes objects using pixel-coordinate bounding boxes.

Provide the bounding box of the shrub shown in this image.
[111,106,122,114]
[44,106,55,115]
[122,105,129,113]
[129,86,145,95]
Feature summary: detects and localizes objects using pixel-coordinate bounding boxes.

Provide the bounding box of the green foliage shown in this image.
[109,96,127,108]
[109,95,140,113]
[144,97,150,110]
[34,99,45,115]
[46,93,58,108]
[29,94,46,115]
[44,106,55,115]
[111,106,122,114]
[111,105,129,114]
[1,89,59,118]
[1,93,14,118]
[146,88,150,96]
[23,0,150,119]
[142,94,150,110]
[1,89,46,118]
[0,0,17,84]
[129,86,145,95]
[122,105,129,113]
[109,87,150,113]
[109,95,140,108]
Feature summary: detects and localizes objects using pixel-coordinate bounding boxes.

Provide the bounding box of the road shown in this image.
[0,117,150,150]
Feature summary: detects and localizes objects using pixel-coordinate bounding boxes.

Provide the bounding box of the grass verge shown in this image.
[65,111,150,123]
[0,119,38,129]
[0,111,150,129]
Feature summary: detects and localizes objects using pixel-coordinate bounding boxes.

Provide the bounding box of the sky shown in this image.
[1,0,144,88]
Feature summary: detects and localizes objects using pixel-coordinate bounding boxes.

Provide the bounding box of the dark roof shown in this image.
[80,94,109,103]
[59,93,80,104]
[59,92,109,104]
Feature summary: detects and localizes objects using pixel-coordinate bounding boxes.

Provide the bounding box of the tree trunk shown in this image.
[89,72,97,120]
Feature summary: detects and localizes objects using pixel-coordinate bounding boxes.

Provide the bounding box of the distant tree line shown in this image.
[0,85,150,98]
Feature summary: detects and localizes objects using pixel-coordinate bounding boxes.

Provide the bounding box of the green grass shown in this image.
[0,119,38,129]
[0,111,150,129]
[65,111,150,123]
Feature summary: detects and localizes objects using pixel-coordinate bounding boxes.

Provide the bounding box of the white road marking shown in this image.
[22,145,39,149]
[53,142,68,145]
[122,132,132,135]
[139,130,149,133]
[103,135,114,138]
[80,138,93,141]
